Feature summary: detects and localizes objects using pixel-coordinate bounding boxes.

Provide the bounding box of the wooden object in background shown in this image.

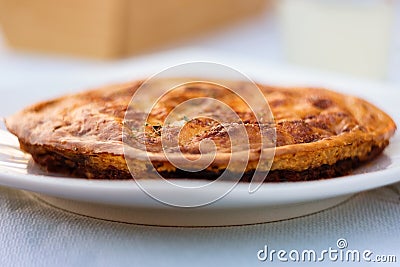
[0,0,267,59]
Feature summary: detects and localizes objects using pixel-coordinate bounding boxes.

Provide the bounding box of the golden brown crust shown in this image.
[5,79,397,180]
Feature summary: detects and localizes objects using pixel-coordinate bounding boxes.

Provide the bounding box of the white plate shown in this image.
[1,124,399,226]
[0,55,399,226]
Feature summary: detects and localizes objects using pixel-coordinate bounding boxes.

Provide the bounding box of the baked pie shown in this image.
[6,80,396,182]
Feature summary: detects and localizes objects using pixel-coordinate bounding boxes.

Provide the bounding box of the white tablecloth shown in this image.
[0,184,398,267]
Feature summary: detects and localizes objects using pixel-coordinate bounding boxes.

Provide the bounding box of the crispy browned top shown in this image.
[6,79,396,170]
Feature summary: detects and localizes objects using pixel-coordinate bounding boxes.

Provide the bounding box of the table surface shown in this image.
[0,8,399,267]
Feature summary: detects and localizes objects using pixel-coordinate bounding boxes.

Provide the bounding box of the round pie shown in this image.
[6,79,396,182]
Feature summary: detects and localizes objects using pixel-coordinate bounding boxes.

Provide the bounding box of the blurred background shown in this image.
[0,0,399,110]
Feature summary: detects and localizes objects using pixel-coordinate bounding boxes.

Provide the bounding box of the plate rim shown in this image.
[1,57,399,209]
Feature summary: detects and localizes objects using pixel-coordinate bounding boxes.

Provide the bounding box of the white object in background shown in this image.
[277,0,395,80]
